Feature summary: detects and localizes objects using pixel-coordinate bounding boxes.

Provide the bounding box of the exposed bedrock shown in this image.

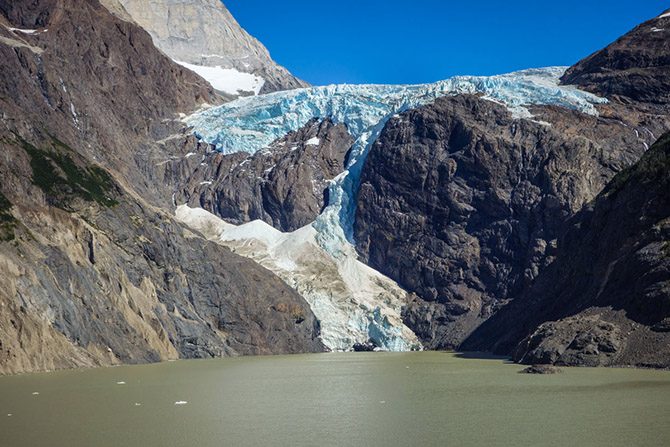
[354,93,668,349]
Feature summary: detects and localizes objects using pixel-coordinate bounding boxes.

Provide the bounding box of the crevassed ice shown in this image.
[186,66,607,258]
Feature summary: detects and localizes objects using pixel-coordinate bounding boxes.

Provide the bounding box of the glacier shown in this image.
[182,67,607,351]
[175,205,422,352]
[186,66,607,257]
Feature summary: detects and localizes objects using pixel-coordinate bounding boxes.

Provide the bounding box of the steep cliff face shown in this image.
[115,0,308,95]
[0,0,322,375]
[353,94,666,348]
[463,133,670,368]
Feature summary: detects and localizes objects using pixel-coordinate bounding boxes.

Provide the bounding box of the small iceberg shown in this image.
[174,401,188,406]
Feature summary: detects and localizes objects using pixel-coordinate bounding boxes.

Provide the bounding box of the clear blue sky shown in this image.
[225,1,668,86]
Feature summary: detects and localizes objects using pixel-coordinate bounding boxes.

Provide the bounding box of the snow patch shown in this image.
[651,27,665,32]
[659,12,670,18]
[8,28,38,34]
[306,137,321,146]
[173,60,265,96]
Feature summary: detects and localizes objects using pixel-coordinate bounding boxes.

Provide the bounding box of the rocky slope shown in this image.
[561,10,670,104]
[353,94,667,349]
[0,0,322,375]
[114,0,308,95]
[463,133,670,368]
[178,118,353,232]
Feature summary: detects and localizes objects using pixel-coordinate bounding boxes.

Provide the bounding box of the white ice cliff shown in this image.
[181,67,607,351]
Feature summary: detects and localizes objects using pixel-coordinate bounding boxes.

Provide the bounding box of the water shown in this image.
[0,352,669,447]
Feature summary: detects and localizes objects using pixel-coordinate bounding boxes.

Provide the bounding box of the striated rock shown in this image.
[178,118,353,232]
[464,133,670,368]
[115,0,308,94]
[354,93,666,349]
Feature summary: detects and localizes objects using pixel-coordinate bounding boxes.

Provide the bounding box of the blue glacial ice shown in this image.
[185,66,607,257]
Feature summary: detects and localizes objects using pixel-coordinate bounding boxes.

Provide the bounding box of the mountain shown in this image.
[0,0,322,374]
[351,13,670,350]
[112,0,308,96]
[1,0,668,374]
[462,132,670,368]
[560,9,670,104]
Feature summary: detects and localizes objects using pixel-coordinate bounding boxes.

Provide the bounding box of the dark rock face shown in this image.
[354,93,664,349]
[463,134,670,368]
[0,0,323,375]
[561,11,670,104]
[178,119,353,232]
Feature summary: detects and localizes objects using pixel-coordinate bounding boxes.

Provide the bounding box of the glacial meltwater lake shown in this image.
[1,352,669,447]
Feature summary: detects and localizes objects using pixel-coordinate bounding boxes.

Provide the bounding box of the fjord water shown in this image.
[1,353,669,447]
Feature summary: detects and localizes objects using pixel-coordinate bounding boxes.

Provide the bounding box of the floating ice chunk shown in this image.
[174,401,188,405]
[7,413,12,417]
[134,403,142,407]
[116,381,126,385]
[305,137,321,146]
[32,392,39,395]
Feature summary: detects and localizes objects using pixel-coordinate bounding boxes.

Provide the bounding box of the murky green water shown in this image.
[0,352,669,447]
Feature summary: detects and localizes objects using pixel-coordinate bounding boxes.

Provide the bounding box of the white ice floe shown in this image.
[174,401,188,405]
[116,381,126,385]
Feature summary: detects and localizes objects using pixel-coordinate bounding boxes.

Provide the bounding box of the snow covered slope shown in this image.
[176,206,421,352]
[173,60,265,96]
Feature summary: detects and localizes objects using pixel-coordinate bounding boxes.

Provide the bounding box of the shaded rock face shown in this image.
[561,10,670,104]
[354,94,667,349]
[463,134,670,368]
[115,0,308,93]
[177,119,353,232]
[0,0,323,375]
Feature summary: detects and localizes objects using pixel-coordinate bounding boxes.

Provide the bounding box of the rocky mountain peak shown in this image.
[560,9,670,104]
[112,0,308,96]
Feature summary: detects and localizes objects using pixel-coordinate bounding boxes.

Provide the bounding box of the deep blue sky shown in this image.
[225,1,668,86]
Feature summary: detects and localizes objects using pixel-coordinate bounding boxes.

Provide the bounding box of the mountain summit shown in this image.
[112,0,308,96]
